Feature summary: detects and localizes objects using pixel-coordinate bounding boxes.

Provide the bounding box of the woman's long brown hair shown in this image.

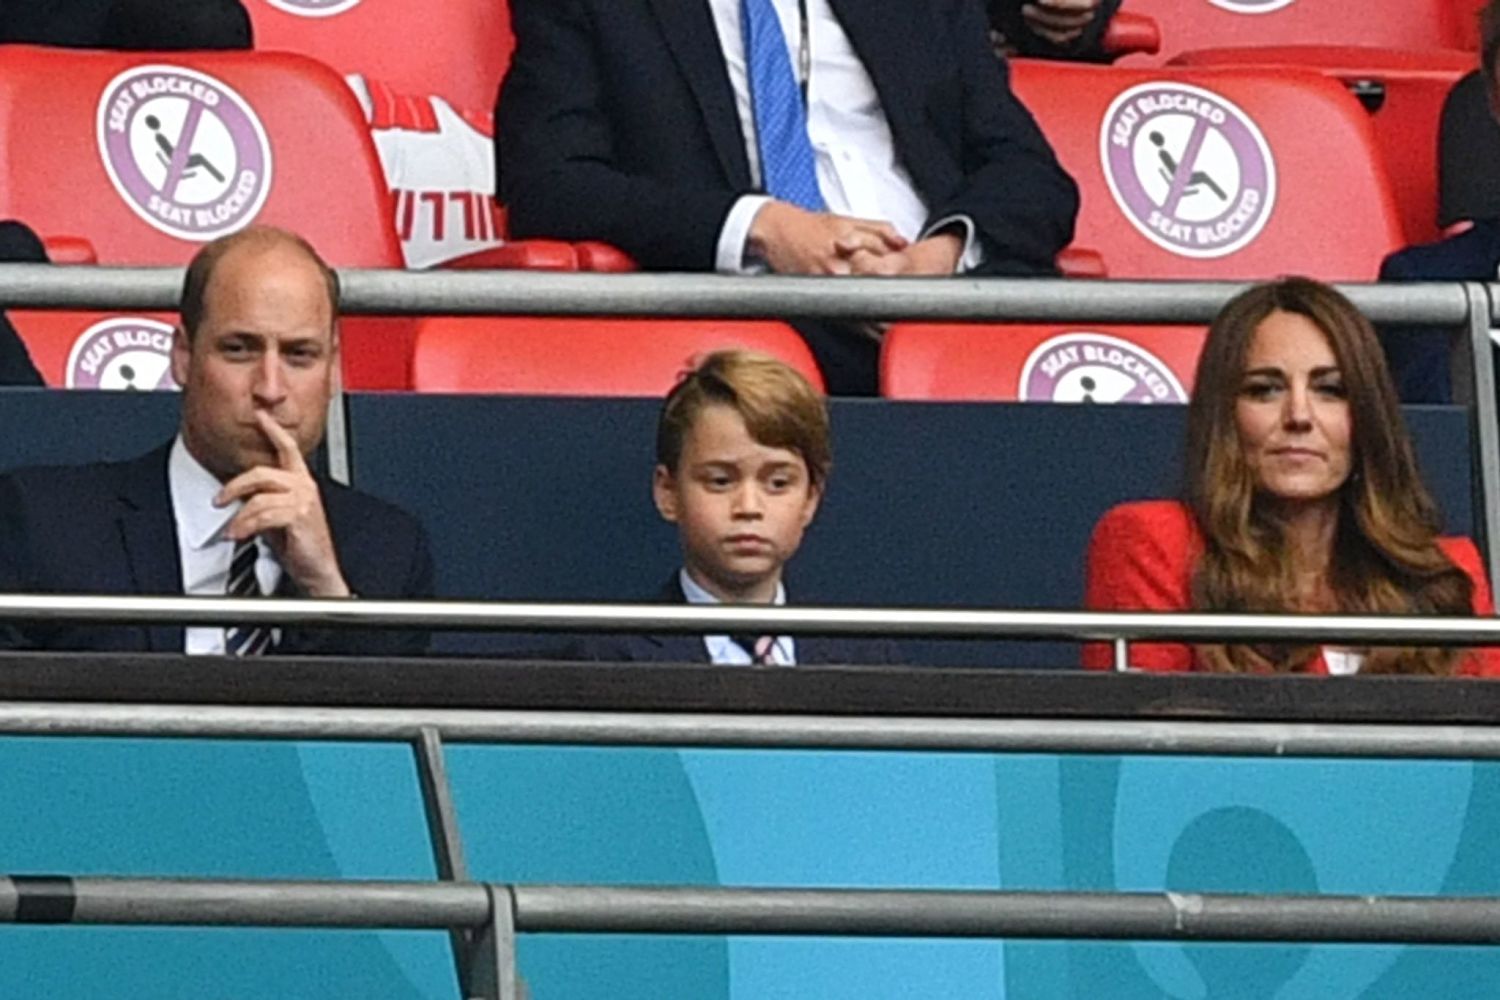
[1185,277,1473,674]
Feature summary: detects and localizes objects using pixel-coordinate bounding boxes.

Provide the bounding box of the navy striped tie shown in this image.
[742,0,825,211]
[224,539,273,657]
[730,633,777,666]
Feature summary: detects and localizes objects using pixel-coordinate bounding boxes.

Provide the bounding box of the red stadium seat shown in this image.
[8,311,181,390]
[1010,61,1405,280]
[1100,11,1163,59]
[1172,46,1474,244]
[244,0,510,117]
[411,317,825,395]
[0,45,410,389]
[880,323,1206,402]
[1111,0,1467,67]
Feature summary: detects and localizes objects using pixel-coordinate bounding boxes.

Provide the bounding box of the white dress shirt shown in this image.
[679,568,796,666]
[706,0,981,273]
[168,436,282,655]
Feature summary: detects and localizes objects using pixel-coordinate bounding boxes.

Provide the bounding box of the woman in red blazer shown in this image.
[1084,277,1500,676]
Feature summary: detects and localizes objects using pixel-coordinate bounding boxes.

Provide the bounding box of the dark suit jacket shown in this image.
[0,220,43,387]
[496,0,1078,275]
[1378,218,1500,404]
[574,575,901,665]
[0,443,434,655]
[0,0,250,49]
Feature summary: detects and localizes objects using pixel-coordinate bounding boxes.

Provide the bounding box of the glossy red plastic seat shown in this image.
[880,323,1206,402]
[412,317,825,396]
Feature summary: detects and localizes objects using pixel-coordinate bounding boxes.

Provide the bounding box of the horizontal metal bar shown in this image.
[0,877,489,928]
[0,265,1474,326]
[513,884,1500,943]
[4,876,1500,944]
[5,702,1500,759]
[5,594,1500,645]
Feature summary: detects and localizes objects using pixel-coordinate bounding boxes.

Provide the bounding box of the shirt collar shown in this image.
[678,568,787,606]
[168,434,240,551]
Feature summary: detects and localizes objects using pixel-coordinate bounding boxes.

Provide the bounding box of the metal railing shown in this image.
[7,874,1500,1000]
[0,263,1476,322]
[3,265,1495,582]
[4,268,1500,994]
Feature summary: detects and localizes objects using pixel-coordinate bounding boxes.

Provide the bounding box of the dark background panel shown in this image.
[347,396,1475,665]
[0,390,1474,665]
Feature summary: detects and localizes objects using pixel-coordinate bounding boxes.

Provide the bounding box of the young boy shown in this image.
[587,349,893,665]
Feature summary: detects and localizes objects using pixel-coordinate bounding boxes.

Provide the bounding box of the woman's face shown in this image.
[1234,309,1353,505]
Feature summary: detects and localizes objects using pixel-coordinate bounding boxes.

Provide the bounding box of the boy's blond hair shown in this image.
[656,350,831,487]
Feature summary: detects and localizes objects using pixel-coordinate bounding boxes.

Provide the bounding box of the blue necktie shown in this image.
[742,0,825,211]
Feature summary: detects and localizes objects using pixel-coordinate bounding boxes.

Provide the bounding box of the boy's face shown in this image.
[653,403,822,604]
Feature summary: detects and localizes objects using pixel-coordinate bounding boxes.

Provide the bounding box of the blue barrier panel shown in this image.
[442,747,1500,1000]
[0,737,453,1000]
[0,733,1493,998]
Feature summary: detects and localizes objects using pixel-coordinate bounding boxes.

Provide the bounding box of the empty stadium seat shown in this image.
[880,323,1205,402]
[1172,46,1473,244]
[1112,0,1468,66]
[8,311,181,390]
[244,0,510,116]
[412,317,825,395]
[1010,62,1406,280]
[0,45,409,389]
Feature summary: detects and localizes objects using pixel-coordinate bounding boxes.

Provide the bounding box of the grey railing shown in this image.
[0,263,1476,322]
[6,875,1500,1000]
[3,265,1496,581]
[3,593,1500,663]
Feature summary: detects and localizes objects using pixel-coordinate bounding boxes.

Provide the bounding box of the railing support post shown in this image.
[1464,282,1500,593]
[413,727,488,998]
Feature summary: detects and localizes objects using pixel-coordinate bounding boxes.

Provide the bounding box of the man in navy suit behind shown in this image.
[495,0,1078,395]
[0,226,433,655]
[1378,0,1500,403]
[580,349,894,666]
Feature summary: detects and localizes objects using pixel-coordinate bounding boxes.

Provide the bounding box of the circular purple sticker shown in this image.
[263,0,363,16]
[1208,0,1295,12]
[66,317,181,391]
[1019,333,1187,404]
[1099,82,1276,259]
[96,65,273,242]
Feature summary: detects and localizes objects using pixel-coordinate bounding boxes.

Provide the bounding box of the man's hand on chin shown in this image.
[216,411,351,599]
[748,200,908,275]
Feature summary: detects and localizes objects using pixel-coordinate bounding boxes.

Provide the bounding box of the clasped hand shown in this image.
[215,411,351,598]
[748,201,962,277]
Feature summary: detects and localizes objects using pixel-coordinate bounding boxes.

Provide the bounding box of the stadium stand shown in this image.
[1171,46,1474,244]
[1111,0,1470,66]
[7,310,180,389]
[0,44,410,389]
[1010,61,1406,280]
[880,322,1204,402]
[243,0,510,115]
[411,316,825,395]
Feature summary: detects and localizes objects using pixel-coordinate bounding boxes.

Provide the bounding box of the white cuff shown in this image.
[923,214,984,274]
[717,194,775,274]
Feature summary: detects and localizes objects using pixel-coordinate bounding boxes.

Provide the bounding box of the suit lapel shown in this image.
[115,444,185,653]
[827,0,917,133]
[645,573,710,663]
[648,0,754,187]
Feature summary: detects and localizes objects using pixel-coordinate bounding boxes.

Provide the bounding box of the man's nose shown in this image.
[253,350,286,403]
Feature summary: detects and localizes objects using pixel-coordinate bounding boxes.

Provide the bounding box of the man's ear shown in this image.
[170,325,191,387]
[652,464,679,523]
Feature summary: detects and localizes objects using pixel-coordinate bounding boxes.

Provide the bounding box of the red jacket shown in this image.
[1082,500,1500,676]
